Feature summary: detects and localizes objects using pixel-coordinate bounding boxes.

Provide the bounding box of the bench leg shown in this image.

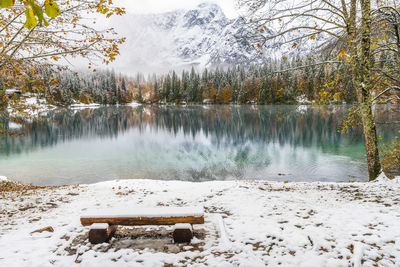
[88,224,117,244]
[173,224,193,243]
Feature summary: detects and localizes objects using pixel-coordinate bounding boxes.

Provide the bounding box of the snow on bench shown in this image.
[80,207,204,244]
[80,206,204,226]
[90,223,110,230]
[173,223,193,230]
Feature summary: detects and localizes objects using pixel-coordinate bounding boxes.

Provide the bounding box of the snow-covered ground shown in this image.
[7,94,57,118]
[70,103,101,110]
[7,93,106,117]
[126,101,141,107]
[1,177,399,267]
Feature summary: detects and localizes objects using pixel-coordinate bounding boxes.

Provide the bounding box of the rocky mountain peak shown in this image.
[108,2,267,73]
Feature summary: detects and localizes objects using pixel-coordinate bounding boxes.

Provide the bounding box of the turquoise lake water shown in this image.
[0,105,399,185]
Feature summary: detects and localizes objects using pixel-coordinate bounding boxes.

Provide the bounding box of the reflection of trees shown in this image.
[375,104,400,126]
[149,105,365,148]
[0,105,398,156]
[0,107,141,155]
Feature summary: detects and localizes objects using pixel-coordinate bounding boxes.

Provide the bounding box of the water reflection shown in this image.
[0,105,399,185]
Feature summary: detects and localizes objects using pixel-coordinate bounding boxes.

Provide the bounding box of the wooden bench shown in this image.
[80,207,204,244]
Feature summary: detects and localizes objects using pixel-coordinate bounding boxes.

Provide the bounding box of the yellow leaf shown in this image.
[338,48,346,59]
[310,35,316,40]
[23,8,37,29]
[44,0,60,18]
[282,56,288,60]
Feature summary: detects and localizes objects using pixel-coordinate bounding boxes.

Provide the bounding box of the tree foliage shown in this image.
[0,0,126,135]
[0,0,125,68]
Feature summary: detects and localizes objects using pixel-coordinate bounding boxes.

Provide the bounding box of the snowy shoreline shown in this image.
[1,177,399,267]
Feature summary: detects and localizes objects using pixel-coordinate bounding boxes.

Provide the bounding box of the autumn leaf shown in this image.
[282,56,288,60]
[292,42,298,48]
[338,48,346,59]
[45,0,60,18]
[50,79,59,85]
[28,2,48,27]
[310,35,316,40]
[0,0,14,8]
[24,8,37,29]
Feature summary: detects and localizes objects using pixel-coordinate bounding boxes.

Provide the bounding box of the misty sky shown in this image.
[114,0,239,18]
[70,0,241,73]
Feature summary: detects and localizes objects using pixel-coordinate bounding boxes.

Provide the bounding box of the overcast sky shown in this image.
[114,0,239,18]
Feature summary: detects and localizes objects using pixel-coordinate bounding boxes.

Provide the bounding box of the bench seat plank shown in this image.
[81,207,204,226]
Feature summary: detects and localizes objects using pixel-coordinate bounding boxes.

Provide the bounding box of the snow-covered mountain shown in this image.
[106,3,267,73]
[106,2,321,74]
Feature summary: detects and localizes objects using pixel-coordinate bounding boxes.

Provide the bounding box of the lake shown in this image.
[0,105,399,185]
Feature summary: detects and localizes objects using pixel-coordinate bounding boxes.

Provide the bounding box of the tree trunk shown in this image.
[0,82,8,133]
[359,102,381,180]
[347,0,381,181]
[360,0,381,180]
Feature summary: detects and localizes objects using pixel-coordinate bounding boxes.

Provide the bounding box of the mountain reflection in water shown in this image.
[0,105,399,185]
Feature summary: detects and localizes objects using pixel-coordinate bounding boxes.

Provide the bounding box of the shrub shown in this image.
[379,132,400,177]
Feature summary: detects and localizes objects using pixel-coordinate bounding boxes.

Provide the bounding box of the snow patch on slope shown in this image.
[374,172,400,185]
